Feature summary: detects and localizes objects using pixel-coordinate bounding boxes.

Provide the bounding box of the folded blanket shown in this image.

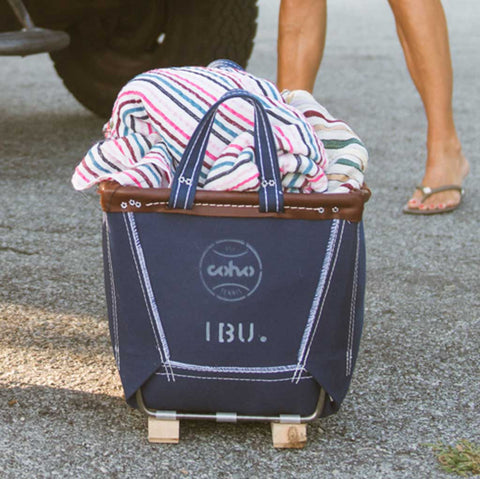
[72,62,367,194]
[282,89,368,193]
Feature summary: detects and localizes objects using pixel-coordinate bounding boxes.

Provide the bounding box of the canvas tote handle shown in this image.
[168,89,284,213]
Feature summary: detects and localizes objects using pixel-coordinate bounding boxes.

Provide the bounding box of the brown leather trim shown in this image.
[98,181,371,222]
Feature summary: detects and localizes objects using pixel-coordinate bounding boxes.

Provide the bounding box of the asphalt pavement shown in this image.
[1,0,479,477]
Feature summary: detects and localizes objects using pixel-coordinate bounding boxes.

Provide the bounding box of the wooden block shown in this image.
[148,417,180,444]
[271,422,307,449]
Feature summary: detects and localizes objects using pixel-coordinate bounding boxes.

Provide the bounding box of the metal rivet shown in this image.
[332,206,339,213]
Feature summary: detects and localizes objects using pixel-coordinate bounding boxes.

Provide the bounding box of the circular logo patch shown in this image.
[200,240,263,302]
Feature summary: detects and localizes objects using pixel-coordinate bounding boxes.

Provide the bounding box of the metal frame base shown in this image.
[135,387,326,424]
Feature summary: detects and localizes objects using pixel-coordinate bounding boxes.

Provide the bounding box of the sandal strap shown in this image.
[415,184,464,202]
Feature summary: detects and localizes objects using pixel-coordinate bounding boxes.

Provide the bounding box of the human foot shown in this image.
[404,185,465,214]
[404,144,469,214]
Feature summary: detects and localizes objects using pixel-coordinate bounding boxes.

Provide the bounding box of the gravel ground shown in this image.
[1,1,479,477]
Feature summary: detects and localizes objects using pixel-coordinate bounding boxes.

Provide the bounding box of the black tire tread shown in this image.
[50,0,258,117]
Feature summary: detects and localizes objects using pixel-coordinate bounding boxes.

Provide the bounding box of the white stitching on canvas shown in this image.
[154,372,314,382]
[123,213,174,381]
[169,361,298,374]
[293,219,340,382]
[346,224,360,376]
[104,214,120,371]
[126,213,175,381]
[293,220,346,383]
[143,200,342,213]
[302,222,345,365]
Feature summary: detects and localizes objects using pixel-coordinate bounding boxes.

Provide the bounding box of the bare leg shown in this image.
[277,0,327,92]
[388,0,469,211]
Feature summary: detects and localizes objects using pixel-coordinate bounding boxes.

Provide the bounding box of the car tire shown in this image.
[50,0,258,117]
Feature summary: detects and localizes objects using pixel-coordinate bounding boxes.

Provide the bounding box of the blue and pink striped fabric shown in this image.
[72,64,366,193]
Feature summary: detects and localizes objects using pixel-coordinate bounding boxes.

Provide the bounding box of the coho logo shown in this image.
[200,239,262,302]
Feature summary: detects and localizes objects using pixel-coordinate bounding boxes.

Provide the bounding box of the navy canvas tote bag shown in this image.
[99,90,370,420]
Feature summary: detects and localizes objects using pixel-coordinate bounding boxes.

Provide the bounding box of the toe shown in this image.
[407,198,421,209]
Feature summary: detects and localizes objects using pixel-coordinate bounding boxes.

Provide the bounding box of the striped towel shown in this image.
[72,64,367,194]
[282,89,368,193]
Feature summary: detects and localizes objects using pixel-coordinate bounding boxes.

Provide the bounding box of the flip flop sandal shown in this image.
[403,184,465,215]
